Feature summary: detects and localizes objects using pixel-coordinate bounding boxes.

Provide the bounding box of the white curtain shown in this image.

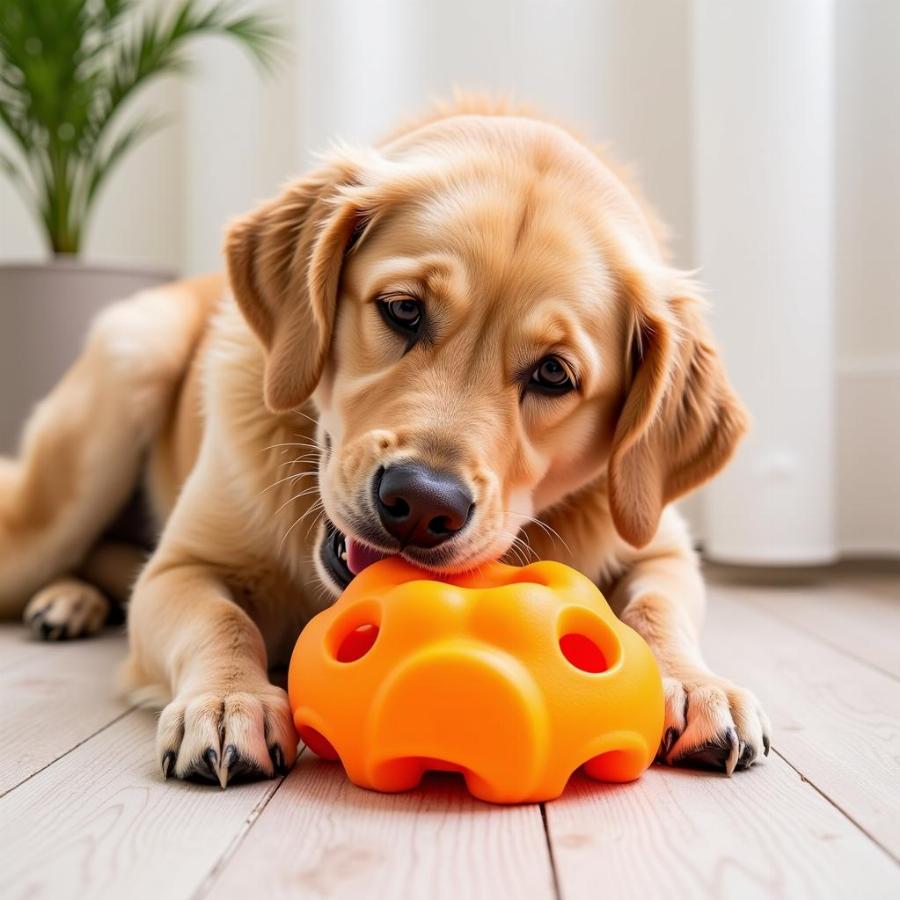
[693,0,836,564]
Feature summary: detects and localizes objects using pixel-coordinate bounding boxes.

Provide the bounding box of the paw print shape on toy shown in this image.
[288,558,664,804]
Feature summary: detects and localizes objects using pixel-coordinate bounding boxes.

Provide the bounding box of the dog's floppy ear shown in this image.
[608,274,749,548]
[225,157,369,412]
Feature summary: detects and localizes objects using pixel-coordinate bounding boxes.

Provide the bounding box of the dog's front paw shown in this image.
[157,683,298,787]
[24,578,110,640]
[659,672,771,775]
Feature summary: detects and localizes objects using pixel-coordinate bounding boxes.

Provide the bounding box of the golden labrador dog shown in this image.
[0,98,770,785]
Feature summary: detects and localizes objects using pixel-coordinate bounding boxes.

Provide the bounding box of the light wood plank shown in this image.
[0,626,130,795]
[703,586,900,858]
[0,621,57,673]
[0,710,279,900]
[707,571,900,679]
[205,753,557,900]
[546,760,899,900]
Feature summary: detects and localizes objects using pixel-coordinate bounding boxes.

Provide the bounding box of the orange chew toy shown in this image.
[288,558,664,804]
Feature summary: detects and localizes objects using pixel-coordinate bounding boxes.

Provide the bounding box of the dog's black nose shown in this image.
[376,463,473,548]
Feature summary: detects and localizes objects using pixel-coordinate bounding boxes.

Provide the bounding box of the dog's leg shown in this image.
[611,523,772,774]
[22,540,147,640]
[24,576,111,640]
[78,539,148,605]
[0,281,214,616]
[125,558,298,786]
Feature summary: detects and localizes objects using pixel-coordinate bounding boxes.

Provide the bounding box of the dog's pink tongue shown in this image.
[346,538,391,575]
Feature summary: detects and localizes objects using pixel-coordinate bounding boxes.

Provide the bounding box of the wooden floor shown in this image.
[1,564,898,899]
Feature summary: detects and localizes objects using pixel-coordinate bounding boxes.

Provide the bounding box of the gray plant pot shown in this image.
[0,260,176,454]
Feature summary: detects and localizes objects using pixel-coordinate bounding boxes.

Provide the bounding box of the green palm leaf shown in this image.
[0,0,280,255]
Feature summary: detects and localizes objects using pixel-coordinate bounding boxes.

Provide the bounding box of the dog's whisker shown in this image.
[304,508,326,540]
[259,470,319,497]
[277,458,320,472]
[516,530,544,564]
[292,410,320,428]
[500,532,525,566]
[288,428,325,446]
[276,454,320,470]
[509,536,537,565]
[262,439,324,454]
[487,527,538,567]
[295,498,325,529]
[278,447,321,457]
[280,499,324,551]
[283,443,321,452]
[502,510,574,560]
[262,472,316,493]
[279,515,306,551]
[273,445,322,458]
[275,463,318,478]
[273,486,322,517]
[508,532,539,563]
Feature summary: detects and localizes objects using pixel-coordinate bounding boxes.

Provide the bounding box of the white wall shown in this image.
[1,0,897,557]
[833,0,900,555]
[693,0,837,564]
[176,0,693,272]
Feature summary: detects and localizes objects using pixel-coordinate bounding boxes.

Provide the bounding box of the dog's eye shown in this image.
[529,356,575,394]
[379,297,423,333]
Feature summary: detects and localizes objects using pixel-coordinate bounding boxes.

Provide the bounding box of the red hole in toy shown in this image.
[336,623,379,662]
[560,632,608,673]
[298,725,339,760]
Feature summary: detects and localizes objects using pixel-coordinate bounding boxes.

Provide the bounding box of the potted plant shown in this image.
[0,0,277,451]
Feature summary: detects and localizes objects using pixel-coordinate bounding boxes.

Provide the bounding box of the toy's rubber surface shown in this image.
[288,558,664,804]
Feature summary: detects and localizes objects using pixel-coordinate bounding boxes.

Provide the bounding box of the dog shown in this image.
[0,98,770,785]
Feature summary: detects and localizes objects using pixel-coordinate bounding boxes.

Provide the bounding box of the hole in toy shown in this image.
[560,633,608,673]
[335,623,379,662]
[371,756,474,794]
[556,606,621,671]
[582,746,646,783]
[298,725,339,761]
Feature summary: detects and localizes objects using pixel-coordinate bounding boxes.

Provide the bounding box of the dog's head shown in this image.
[226,113,746,594]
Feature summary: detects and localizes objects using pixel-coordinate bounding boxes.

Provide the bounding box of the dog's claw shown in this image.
[666,727,679,751]
[218,745,237,789]
[659,727,679,760]
[724,727,740,776]
[736,739,757,771]
[203,747,219,780]
[219,743,270,787]
[38,619,61,641]
[675,727,740,775]
[270,744,287,775]
[763,733,771,757]
[161,750,176,779]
